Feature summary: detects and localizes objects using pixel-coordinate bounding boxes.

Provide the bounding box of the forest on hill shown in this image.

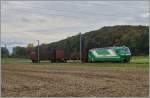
[2,25,148,58]
[45,25,149,56]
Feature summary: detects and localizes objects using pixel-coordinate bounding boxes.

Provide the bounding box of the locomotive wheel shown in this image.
[123,59,130,63]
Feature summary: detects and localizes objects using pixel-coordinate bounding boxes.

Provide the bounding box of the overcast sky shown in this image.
[1,1,149,53]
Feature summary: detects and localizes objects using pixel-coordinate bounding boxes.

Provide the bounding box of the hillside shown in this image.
[44,25,148,56]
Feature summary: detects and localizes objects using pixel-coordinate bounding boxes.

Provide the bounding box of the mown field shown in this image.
[1,56,149,97]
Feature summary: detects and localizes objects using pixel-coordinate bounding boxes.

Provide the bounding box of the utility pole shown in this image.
[80,32,82,63]
[4,44,7,48]
[37,40,40,63]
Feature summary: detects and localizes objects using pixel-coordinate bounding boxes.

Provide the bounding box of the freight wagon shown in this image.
[88,46,131,63]
[30,48,66,63]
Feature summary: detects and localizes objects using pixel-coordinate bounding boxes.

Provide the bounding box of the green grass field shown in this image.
[1,56,149,69]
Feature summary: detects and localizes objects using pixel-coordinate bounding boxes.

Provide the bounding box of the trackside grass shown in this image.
[1,56,149,69]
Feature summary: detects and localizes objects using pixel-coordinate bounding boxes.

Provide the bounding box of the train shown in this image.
[29,46,131,63]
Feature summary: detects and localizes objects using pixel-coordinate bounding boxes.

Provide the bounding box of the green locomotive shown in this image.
[88,46,131,62]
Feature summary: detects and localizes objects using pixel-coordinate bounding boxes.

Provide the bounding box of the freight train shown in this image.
[29,46,131,63]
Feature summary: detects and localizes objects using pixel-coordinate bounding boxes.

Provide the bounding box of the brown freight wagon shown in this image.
[30,48,66,63]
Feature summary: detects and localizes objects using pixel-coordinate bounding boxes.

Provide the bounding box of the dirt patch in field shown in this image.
[1,64,149,97]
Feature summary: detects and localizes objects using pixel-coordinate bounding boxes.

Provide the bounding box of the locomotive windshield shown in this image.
[123,47,131,54]
[115,46,131,55]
